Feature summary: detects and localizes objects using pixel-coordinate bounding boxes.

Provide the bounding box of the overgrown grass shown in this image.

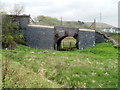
[1,43,118,88]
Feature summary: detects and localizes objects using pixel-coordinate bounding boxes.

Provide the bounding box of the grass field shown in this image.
[1,42,119,88]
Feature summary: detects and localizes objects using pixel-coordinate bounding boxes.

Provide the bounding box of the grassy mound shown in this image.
[1,43,118,88]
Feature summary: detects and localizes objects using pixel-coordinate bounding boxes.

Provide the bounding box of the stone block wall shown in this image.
[25,26,55,50]
[23,26,106,50]
[78,30,95,49]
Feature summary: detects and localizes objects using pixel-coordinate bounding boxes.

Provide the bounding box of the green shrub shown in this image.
[2,14,25,49]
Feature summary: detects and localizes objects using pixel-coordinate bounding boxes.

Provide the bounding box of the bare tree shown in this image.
[10,3,25,15]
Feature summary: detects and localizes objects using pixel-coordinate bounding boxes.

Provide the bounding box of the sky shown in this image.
[1,0,119,27]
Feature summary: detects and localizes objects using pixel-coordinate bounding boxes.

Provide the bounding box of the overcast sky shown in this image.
[1,0,119,27]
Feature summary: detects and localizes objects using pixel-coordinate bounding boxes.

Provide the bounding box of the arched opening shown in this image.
[61,37,77,50]
[56,36,78,51]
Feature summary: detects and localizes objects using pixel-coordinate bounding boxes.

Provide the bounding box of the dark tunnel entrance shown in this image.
[56,36,79,51]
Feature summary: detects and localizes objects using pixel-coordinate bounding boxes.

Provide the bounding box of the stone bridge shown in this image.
[12,15,106,50]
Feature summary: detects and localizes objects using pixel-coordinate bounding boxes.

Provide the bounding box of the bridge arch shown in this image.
[9,15,108,50]
[54,26,79,50]
[55,35,79,50]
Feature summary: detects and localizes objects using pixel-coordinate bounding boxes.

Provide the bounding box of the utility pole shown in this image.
[61,16,63,26]
[100,12,102,23]
[118,2,120,34]
[94,19,96,31]
[100,12,103,31]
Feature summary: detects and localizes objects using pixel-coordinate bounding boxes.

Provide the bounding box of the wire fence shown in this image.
[61,41,76,48]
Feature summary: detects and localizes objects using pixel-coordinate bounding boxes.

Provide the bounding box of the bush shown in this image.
[2,14,25,49]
